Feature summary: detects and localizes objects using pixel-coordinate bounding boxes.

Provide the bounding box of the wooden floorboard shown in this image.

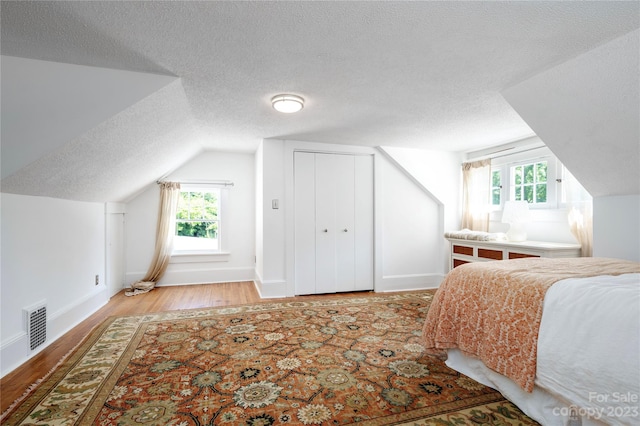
[0,282,380,413]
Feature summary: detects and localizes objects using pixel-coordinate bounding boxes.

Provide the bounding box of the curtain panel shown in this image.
[563,170,593,256]
[126,181,181,296]
[461,159,491,232]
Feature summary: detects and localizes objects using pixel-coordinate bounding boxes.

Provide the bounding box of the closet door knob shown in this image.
[322,229,328,233]
[343,229,348,232]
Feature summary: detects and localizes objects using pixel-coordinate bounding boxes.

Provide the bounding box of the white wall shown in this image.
[256,139,446,298]
[488,209,578,244]
[1,193,108,377]
[593,195,640,262]
[378,146,462,273]
[106,202,126,296]
[379,157,444,290]
[254,143,265,285]
[254,140,286,297]
[125,151,255,286]
[378,147,462,218]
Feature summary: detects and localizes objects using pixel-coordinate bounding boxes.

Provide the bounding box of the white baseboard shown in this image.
[253,272,444,298]
[253,272,288,298]
[126,266,255,287]
[1,287,109,378]
[377,273,444,292]
[253,273,443,298]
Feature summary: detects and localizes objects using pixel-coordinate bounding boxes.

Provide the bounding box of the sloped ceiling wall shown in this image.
[1,56,179,179]
[1,56,205,202]
[502,30,640,198]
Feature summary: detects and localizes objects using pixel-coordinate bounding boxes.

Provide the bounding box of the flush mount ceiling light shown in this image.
[271,94,304,113]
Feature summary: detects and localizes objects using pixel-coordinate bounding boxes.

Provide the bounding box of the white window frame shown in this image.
[490,168,502,208]
[172,183,229,256]
[489,147,559,211]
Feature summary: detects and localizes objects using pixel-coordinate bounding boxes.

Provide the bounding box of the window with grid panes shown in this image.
[510,161,547,205]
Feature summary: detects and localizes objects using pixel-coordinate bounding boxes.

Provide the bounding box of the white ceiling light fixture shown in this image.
[271,94,304,113]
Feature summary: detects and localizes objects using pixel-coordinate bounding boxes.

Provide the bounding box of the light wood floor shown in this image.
[0,282,378,413]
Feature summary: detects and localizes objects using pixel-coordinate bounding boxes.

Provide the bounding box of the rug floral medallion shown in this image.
[2,291,539,425]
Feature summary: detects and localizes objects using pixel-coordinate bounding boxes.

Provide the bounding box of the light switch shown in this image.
[272,199,279,209]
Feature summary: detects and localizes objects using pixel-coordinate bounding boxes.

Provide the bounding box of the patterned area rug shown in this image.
[2,291,539,425]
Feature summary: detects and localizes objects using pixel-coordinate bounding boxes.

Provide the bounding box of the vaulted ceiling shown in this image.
[1,1,638,202]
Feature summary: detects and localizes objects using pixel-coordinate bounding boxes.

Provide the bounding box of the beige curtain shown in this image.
[461,159,491,232]
[563,170,593,257]
[126,182,181,296]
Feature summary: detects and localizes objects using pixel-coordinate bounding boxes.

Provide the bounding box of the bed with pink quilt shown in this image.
[422,257,640,426]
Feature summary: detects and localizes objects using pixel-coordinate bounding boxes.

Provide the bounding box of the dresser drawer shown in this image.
[508,252,540,259]
[478,248,503,260]
[453,245,474,256]
[453,259,470,268]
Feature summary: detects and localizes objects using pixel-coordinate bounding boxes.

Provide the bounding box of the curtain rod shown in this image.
[467,145,547,162]
[156,179,234,187]
[489,145,546,160]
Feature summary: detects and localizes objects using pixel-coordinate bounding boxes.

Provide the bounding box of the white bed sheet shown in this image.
[445,273,640,426]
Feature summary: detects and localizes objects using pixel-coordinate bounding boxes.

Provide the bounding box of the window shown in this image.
[487,148,558,210]
[510,160,547,205]
[174,188,221,252]
[491,169,502,206]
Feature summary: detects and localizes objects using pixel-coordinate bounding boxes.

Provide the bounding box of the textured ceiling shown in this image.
[503,29,640,198]
[1,1,639,202]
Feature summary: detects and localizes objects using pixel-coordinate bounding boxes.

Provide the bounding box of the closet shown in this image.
[294,152,374,295]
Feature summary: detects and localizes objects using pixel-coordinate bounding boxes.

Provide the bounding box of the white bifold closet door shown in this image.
[294,152,374,295]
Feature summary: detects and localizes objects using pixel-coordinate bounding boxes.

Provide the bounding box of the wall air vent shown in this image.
[24,302,47,351]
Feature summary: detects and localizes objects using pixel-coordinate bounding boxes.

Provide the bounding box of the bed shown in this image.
[422,257,640,426]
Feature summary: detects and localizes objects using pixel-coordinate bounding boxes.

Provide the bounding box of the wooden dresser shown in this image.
[446,237,582,269]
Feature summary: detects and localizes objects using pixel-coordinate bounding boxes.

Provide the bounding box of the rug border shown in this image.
[1,317,117,424]
[345,392,507,425]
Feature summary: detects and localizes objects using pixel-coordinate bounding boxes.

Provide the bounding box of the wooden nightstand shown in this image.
[446,237,582,270]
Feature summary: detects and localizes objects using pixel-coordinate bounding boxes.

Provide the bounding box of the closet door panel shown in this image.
[354,155,374,290]
[294,151,374,295]
[294,152,317,295]
[314,154,337,293]
[334,155,356,291]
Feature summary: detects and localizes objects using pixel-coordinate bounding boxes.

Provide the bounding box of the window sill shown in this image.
[170,251,230,263]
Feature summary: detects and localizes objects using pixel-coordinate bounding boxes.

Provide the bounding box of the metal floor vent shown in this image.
[25,303,47,351]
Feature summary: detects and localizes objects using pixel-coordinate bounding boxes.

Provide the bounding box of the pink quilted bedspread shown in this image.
[422,257,640,392]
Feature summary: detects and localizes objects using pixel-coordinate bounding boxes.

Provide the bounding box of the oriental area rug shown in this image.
[2,292,539,425]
